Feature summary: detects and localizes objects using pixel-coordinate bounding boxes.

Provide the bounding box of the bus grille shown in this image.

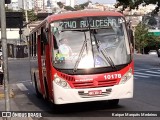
[72,80,117,89]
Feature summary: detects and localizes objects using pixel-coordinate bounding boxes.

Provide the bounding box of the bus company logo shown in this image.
[2,112,12,117]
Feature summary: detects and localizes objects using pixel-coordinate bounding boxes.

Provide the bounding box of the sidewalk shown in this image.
[0,85,33,120]
[0,85,5,100]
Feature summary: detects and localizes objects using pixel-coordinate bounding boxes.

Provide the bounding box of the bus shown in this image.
[29,10,134,106]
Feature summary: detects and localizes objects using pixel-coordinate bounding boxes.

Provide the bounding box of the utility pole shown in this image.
[24,0,29,27]
[0,0,11,120]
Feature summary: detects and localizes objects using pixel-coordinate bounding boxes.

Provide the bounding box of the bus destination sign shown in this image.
[58,17,123,30]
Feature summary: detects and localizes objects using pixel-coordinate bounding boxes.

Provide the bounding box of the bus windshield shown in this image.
[51,16,131,70]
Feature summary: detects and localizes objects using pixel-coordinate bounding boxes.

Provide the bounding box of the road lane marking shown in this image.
[134,77,137,79]
[134,74,149,78]
[16,83,28,91]
[134,68,160,72]
[146,71,160,74]
[16,80,31,83]
[134,69,149,71]
[134,72,160,77]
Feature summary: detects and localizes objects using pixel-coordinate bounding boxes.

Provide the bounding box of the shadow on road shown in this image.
[23,89,124,117]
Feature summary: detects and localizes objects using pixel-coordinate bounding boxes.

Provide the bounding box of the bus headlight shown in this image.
[120,68,132,84]
[54,74,70,89]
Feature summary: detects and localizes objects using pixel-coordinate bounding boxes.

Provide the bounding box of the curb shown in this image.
[8,57,29,60]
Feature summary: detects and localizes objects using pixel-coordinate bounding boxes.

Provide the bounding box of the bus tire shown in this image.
[108,99,119,106]
[34,74,42,98]
[44,78,49,101]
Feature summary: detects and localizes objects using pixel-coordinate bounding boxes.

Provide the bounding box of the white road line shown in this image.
[16,80,31,83]
[134,69,149,71]
[134,74,149,78]
[134,72,160,77]
[146,71,160,74]
[135,68,160,72]
[134,77,137,79]
[16,83,28,91]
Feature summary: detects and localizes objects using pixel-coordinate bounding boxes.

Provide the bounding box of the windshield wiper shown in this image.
[100,48,117,71]
[73,32,88,73]
[92,28,117,71]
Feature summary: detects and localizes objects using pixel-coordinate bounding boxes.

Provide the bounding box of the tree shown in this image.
[27,10,37,22]
[135,22,149,53]
[80,1,90,9]
[147,33,160,52]
[74,5,83,11]
[64,6,75,11]
[57,2,64,9]
[135,22,160,53]
[116,0,160,13]
[20,9,37,23]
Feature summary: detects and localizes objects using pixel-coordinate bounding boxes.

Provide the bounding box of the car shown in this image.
[148,50,157,55]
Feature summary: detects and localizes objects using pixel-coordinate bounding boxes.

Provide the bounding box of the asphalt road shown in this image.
[5,54,160,119]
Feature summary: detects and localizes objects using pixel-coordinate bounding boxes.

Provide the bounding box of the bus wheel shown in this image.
[108,99,119,106]
[34,74,42,98]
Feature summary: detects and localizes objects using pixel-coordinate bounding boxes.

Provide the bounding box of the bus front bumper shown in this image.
[52,76,133,104]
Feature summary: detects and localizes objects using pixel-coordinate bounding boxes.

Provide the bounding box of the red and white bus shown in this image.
[29,10,134,106]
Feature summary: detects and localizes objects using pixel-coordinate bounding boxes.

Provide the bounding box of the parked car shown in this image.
[148,50,157,55]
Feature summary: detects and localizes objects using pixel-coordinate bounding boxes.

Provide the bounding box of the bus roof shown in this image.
[47,10,124,22]
[30,10,124,33]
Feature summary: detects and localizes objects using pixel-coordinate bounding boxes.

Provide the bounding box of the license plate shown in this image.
[88,90,102,96]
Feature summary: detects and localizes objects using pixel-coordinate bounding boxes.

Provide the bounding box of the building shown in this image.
[65,0,75,8]
[8,0,34,10]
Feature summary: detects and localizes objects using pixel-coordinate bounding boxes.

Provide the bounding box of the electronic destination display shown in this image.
[57,17,123,30]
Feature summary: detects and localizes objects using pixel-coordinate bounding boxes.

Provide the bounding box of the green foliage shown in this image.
[74,5,83,10]
[116,0,160,13]
[74,1,90,10]
[20,9,37,22]
[64,6,75,11]
[135,22,149,53]
[56,1,90,11]
[57,2,64,8]
[27,10,37,22]
[135,22,160,53]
